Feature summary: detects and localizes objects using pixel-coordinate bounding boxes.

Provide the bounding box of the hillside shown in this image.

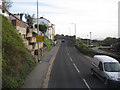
[2,16,36,88]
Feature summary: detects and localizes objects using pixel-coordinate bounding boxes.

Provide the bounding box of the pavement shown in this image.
[21,40,61,88]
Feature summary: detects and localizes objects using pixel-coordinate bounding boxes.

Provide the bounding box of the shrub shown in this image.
[75,41,97,57]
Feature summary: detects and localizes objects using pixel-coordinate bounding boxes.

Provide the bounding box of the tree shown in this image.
[54,35,58,41]
[4,0,13,11]
[102,37,117,46]
[34,24,48,35]
[25,13,35,28]
[61,34,64,36]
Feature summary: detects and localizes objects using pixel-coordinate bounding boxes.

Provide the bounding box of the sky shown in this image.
[9,0,120,40]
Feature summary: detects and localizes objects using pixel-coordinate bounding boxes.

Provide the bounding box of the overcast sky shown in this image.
[9,0,120,40]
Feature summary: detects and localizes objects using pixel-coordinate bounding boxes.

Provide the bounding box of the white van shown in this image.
[91,55,120,87]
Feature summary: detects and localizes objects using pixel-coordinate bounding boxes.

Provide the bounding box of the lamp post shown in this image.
[71,23,76,39]
[69,27,71,36]
[37,0,40,62]
[90,32,92,46]
[87,35,89,46]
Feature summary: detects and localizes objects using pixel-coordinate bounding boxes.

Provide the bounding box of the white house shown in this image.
[33,17,55,41]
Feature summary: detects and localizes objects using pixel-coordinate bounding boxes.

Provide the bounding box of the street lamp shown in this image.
[37,0,40,62]
[90,32,92,46]
[71,23,76,39]
[69,27,71,36]
[87,35,89,46]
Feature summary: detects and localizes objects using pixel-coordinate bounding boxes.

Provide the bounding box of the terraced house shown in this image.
[0,1,45,62]
[33,17,55,41]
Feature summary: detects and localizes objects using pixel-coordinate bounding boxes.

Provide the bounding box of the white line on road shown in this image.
[73,63,80,73]
[67,53,73,62]
[68,53,69,56]
[83,79,91,90]
[69,57,73,62]
[65,40,91,90]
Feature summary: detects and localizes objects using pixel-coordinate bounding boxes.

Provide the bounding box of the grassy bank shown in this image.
[74,39,97,57]
[44,37,54,51]
[2,16,36,88]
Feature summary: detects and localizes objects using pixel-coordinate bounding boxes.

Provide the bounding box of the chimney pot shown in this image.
[2,0,5,9]
[20,13,23,21]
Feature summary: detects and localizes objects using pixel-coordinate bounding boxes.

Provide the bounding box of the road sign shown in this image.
[36,36,44,42]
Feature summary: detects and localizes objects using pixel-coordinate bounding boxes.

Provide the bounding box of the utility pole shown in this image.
[37,0,40,62]
[72,23,76,39]
[90,32,92,46]
[69,27,71,36]
[87,35,89,45]
[74,23,76,39]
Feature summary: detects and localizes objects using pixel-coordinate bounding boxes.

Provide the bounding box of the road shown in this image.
[92,47,115,56]
[48,39,106,89]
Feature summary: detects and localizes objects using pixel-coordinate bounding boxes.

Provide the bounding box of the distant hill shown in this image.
[2,15,36,88]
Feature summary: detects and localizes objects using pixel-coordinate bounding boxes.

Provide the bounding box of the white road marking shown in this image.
[67,53,73,62]
[69,57,73,62]
[65,44,69,53]
[73,63,80,73]
[68,53,69,56]
[83,79,91,90]
[65,40,91,90]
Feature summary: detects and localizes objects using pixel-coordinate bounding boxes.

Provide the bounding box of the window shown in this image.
[99,62,103,71]
[104,62,120,72]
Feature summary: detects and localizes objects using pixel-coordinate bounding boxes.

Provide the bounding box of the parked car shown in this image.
[87,45,95,48]
[91,55,120,87]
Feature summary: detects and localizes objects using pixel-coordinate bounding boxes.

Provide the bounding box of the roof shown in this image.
[1,5,27,24]
[9,13,27,24]
[94,55,118,63]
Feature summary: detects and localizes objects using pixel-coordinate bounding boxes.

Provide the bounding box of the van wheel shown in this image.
[91,69,94,76]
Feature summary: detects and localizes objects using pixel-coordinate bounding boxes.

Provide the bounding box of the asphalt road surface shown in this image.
[48,39,106,89]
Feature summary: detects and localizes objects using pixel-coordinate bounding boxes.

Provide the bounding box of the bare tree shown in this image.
[25,13,35,28]
[4,0,13,11]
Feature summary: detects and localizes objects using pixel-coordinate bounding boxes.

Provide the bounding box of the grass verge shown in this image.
[44,37,54,51]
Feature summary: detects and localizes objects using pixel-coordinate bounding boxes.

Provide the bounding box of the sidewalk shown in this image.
[21,41,60,88]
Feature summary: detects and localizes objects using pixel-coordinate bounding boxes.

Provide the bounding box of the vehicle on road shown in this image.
[91,55,120,87]
[62,39,65,42]
[87,45,95,48]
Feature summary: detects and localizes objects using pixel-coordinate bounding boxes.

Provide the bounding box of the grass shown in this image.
[75,39,97,57]
[44,36,54,51]
[2,15,36,88]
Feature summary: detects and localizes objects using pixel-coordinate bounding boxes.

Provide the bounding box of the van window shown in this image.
[104,62,120,72]
[99,62,103,71]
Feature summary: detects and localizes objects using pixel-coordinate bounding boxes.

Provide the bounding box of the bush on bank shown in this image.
[74,39,97,57]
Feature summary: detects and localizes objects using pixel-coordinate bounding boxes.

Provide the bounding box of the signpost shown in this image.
[36,36,44,42]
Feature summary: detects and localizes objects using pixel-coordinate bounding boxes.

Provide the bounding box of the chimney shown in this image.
[2,0,5,10]
[20,13,23,21]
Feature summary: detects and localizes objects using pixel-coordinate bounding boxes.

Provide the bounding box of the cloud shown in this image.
[10,0,119,39]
